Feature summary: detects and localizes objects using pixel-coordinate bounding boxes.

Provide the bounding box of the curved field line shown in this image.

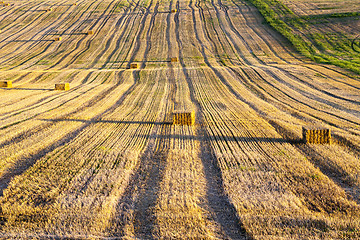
[1,0,108,70]
[0,0,81,66]
[48,0,129,70]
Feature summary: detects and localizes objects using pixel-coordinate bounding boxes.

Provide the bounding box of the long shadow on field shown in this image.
[8,40,54,43]
[39,118,172,125]
[198,129,250,239]
[23,10,51,12]
[52,4,81,6]
[151,133,301,144]
[119,12,145,15]
[0,72,136,197]
[108,125,170,238]
[142,60,173,63]
[156,11,177,13]
[1,87,54,91]
[105,60,172,65]
[51,33,88,36]
[0,123,90,197]
[269,119,360,205]
[39,118,302,144]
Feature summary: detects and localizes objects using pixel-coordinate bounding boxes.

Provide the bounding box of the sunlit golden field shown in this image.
[0,0,360,239]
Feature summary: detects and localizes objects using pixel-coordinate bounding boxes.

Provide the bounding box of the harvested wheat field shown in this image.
[0,0,360,239]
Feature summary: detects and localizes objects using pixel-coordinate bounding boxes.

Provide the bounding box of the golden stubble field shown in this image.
[0,0,359,239]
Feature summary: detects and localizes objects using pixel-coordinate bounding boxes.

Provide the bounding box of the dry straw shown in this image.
[0,81,12,88]
[130,63,139,69]
[302,126,331,144]
[55,83,70,91]
[172,111,195,125]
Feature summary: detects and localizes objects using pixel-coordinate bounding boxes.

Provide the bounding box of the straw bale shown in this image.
[302,126,331,144]
[172,111,195,125]
[130,63,139,69]
[0,81,12,88]
[55,83,70,91]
